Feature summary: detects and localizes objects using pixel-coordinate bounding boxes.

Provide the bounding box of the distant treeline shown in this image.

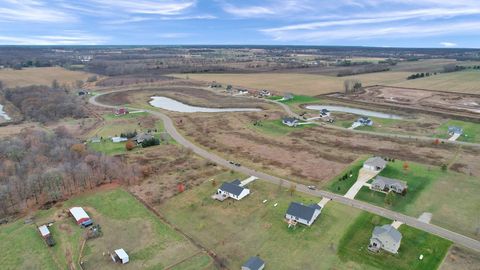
[0,128,139,218]
[407,64,480,80]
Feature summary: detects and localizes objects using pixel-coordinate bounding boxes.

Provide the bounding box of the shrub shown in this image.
[125,140,135,151]
[141,137,160,148]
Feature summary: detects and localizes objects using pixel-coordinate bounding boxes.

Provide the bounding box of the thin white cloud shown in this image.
[89,0,196,15]
[0,0,74,22]
[440,42,458,48]
[0,31,107,45]
[157,32,192,38]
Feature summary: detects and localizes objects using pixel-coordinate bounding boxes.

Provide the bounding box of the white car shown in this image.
[307,185,316,190]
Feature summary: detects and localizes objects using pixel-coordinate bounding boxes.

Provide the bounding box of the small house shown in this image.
[285,202,321,226]
[242,256,265,270]
[237,89,249,95]
[77,90,89,96]
[259,89,271,97]
[114,108,129,115]
[69,207,93,228]
[215,180,250,201]
[368,224,402,254]
[111,249,129,264]
[282,117,299,127]
[90,136,101,143]
[133,133,154,144]
[448,126,463,135]
[355,116,373,126]
[111,137,128,143]
[319,108,331,117]
[371,176,408,194]
[283,93,294,100]
[363,157,387,172]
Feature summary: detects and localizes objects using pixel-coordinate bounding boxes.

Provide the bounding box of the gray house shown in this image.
[285,202,321,226]
[355,116,373,126]
[448,126,463,135]
[283,93,294,100]
[282,117,299,127]
[363,157,387,172]
[134,133,154,144]
[368,224,402,254]
[371,176,408,194]
[242,256,265,270]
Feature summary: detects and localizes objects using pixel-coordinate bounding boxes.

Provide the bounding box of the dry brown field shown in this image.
[0,67,96,88]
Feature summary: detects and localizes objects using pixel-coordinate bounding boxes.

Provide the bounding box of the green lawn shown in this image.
[159,179,375,269]
[355,160,444,212]
[88,139,129,155]
[268,94,320,104]
[102,112,149,121]
[0,189,208,270]
[435,119,480,143]
[338,212,451,270]
[326,156,366,194]
[251,119,314,136]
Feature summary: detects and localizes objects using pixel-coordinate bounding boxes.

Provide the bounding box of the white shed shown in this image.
[112,249,129,264]
[38,225,50,238]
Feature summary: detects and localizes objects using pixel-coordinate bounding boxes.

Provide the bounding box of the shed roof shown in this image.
[114,249,129,260]
[243,256,265,270]
[372,224,402,243]
[286,202,320,221]
[282,117,298,123]
[69,207,90,222]
[38,225,50,237]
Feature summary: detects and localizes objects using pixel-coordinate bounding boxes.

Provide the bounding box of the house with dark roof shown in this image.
[259,89,271,97]
[242,256,265,270]
[355,116,373,126]
[285,202,321,226]
[371,176,408,194]
[319,108,331,117]
[448,126,463,135]
[214,179,250,201]
[283,93,294,100]
[368,224,402,254]
[363,157,387,172]
[282,117,299,127]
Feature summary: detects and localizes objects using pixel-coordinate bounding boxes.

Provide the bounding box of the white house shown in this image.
[111,249,129,264]
[285,202,321,226]
[282,117,299,127]
[111,137,128,143]
[215,180,250,201]
[363,156,387,172]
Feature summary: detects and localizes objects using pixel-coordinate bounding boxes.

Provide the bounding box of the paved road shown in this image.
[269,99,480,148]
[90,91,480,252]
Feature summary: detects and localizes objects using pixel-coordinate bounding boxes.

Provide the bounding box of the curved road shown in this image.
[90,91,480,252]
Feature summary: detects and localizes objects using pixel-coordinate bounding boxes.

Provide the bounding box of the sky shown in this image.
[1,0,479,47]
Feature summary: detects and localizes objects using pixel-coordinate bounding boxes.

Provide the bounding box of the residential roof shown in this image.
[448,126,463,134]
[373,176,407,189]
[282,117,298,123]
[286,202,320,221]
[69,207,90,223]
[134,133,154,142]
[219,182,246,196]
[372,224,402,243]
[364,156,387,169]
[38,225,50,237]
[230,179,241,185]
[243,256,265,270]
[114,249,129,260]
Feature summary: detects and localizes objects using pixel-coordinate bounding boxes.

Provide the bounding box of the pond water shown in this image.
[149,96,262,113]
[305,105,402,119]
[0,104,11,121]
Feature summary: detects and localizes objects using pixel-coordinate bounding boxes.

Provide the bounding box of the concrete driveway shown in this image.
[344,168,379,199]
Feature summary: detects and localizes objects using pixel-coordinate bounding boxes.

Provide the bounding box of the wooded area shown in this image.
[0,128,139,218]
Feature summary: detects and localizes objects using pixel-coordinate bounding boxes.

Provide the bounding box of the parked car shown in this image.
[307,185,316,190]
[234,163,241,167]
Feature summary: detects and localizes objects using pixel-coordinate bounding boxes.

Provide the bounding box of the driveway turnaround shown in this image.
[344,168,379,199]
[90,90,480,252]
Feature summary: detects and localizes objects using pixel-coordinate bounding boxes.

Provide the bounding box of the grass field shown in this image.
[326,156,366,193]
[435,119,480,143]
[338,212,451,270]
[179,72,412,96]
[250,119,314,136]
[269,94,321,104]
[159,179,371,269]
[0,67,96,88]
[392,70,480,94]
[0,188,209,270]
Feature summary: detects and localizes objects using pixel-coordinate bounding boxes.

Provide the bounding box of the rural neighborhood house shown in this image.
[368,224,402,254]
[282,117,299,127]
[242,256,265,270]
[371,176,408,194]
[214,179,250,201]
[363,156,387,172]
[285,202,321,227]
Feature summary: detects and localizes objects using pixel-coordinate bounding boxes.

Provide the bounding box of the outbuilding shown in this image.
[363,156,387,172]
[111,248,129,264]
[69,207,93,227]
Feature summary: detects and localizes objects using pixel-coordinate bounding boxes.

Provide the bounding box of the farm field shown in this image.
[0,67,96,88]
[0,188,208,270]
[178,71,412,95]
[339,212,451,270]
[392,70,480,94]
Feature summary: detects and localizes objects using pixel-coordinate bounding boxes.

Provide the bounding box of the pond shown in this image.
[305,105,402,119]
[0,104,11,121]
[149,96,262,113]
